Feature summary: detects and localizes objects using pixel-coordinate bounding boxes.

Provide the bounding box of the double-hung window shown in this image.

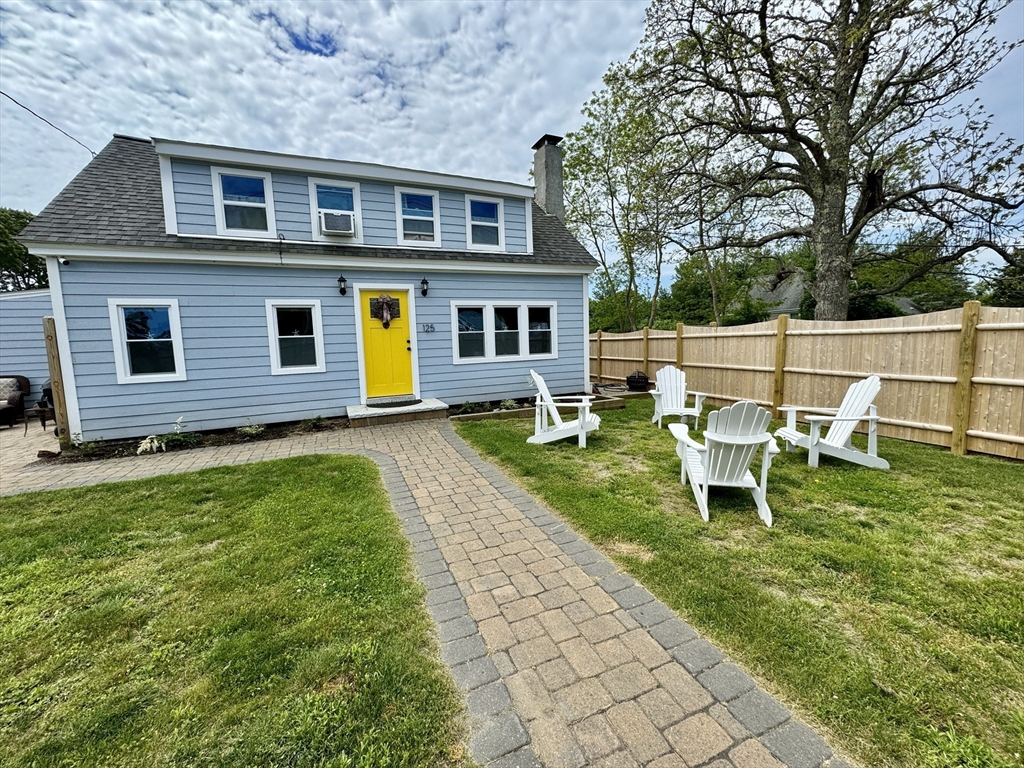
[396,188,441,247]
[309,177,362,242]
[212,167,276,237]
[265,300,326,375]
[466,196,504,251]
[108,298,187,384]
[451,302,556,363]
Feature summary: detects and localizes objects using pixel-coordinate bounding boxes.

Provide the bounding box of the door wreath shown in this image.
[370,295,401,329]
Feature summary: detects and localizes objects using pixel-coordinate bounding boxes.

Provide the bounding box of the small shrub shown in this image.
[137,436,165,455]
[160,431,201,450]
[500,399,519,411]
[456,401,476,414]
[298,416,330,433]
[236,422,266,437]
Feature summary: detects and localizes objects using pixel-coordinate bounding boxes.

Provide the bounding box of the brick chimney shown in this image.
[532,134,564,221]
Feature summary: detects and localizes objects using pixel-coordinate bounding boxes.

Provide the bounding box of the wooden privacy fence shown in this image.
[590,301,1024,460]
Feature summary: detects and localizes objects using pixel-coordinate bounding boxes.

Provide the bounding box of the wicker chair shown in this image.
[0,375,30,429]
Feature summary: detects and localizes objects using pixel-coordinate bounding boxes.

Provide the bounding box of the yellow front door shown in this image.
[361,290,414,398]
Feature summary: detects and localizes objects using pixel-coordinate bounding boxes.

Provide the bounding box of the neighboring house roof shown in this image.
[19,135,597,269]
[749,272,922,317]
[749,273,806,317]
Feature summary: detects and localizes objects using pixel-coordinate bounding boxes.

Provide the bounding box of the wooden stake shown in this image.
[641,326,650,376]
[595,330,603,384]
[951,300,981,456]
[43,316,71,448]
[676,322,684,369]
[772,314,789,418]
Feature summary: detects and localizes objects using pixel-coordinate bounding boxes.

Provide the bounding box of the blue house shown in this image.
[13,134,596,441]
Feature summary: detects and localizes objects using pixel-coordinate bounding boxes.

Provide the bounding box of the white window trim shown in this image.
[450,301,558,365]
[308,177,363,244]
[265,299,327,375]
[395,187,442,249]
[211,166,277,238]
[465,195,505,252]
[107,298,187,385]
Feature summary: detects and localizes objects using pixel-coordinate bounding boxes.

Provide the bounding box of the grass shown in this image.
[0,456,469,768]
[455,398,1024,768]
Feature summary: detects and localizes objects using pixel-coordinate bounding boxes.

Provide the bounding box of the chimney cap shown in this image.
[532,134,564,150]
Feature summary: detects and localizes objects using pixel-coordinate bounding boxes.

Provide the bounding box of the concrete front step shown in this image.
[347,398,448,428]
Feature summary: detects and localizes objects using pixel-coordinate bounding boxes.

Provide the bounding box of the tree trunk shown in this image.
[812,182,851,320]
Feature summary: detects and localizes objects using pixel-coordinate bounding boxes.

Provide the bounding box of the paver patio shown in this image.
[1,420,852,768]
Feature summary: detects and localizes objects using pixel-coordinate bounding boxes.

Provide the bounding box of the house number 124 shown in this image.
[421,323,435,333]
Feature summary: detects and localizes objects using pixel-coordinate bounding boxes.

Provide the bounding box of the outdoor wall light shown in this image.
[421,277,429,296]
[337,274,347,296]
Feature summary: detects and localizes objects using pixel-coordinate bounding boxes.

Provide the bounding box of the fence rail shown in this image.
[589,302,1024,460]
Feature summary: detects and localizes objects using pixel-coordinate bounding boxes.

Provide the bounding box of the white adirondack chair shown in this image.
[651,366,707,430]
[668,401,780,527]
[775,375,889,469]
[526,369,601,448]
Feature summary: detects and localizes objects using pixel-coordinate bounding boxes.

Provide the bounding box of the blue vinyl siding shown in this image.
[410,272,584,403]
[503,198,527,252]
[170,159,217,235]
[166,158,531,252]
[440,190,466,249]
[0,289,52,405]
[272,172,313,240]
[360,182,397,245]
[58,261,584,440]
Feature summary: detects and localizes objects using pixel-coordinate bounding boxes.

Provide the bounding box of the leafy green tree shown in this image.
[589,265,652,332]
[659,253,770,326]
[980,261,1024,307]
[852,231,977,312]
[0,208,46,292]
[565,81,682,331]
[623,0,1023,320]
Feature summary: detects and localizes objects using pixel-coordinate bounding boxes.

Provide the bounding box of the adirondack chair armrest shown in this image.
[689,390,707,406]
[778,405,839,415]
[675,424,707,453]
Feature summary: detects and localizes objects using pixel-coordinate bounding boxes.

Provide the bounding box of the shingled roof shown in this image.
[19,135,597,269]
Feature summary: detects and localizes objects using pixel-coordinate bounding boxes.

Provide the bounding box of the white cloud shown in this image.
[0,0,1019,220]
[0,0,648,212]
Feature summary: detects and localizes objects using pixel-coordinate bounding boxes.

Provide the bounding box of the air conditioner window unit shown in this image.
[320,210,355,236]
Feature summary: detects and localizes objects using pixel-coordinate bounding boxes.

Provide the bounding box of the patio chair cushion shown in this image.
[0,378,21,400]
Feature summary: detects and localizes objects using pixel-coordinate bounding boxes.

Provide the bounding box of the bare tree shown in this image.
[629,0,1023,319]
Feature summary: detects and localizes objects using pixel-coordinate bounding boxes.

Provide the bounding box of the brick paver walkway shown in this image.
[0,421,851,768]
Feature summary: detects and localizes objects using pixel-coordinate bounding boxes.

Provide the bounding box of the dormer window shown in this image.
[212,167,277,237]
[396,188,441,248]
[466,196,504,251]
[309,178,362,242]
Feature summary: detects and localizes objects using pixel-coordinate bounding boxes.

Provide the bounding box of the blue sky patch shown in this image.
[255,11,338,58]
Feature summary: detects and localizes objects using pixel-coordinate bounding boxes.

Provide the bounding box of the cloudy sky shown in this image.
[0,0,1021,216]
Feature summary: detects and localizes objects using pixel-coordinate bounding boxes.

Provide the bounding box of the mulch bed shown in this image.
[40,417,349,464]
[446,397,534,417]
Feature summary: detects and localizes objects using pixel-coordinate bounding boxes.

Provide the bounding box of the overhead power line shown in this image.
[0,91,96,157]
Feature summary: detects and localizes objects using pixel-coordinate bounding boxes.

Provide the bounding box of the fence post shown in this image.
[595,330,603,384]
[42,316,71,449]
[676,322,684,369]
[951,300,981,456]
[772,314,789,418]
[642,326,650,376]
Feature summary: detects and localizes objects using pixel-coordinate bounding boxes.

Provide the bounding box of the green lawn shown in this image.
[0,456,469,768]
[455,399,1024,768]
